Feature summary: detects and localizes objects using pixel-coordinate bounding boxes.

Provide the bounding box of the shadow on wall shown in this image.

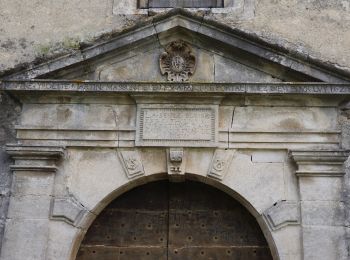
[0,92,21,254]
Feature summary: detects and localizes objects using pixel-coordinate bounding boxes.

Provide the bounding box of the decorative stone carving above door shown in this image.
[160,40,196,82]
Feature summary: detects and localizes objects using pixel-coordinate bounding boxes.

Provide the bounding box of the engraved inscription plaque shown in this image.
[136,105,218,147]
[139,0,224,8]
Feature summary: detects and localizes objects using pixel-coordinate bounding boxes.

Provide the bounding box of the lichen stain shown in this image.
[113,66,128,78]
[0,40,15,49]
[57,106,72,122]
[63,37,80,50]
[278,118,304,131]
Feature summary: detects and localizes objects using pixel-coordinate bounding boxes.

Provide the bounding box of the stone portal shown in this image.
[1,10,349,260]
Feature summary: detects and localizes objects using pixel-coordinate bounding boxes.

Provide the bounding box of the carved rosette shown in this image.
[160,40,196,82]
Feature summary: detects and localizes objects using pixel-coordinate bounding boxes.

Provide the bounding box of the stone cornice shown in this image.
[6,144,65,160]
[9,165,58,173]
[6,144,65,173]
[289,150,349,177]
[1,80,350,95]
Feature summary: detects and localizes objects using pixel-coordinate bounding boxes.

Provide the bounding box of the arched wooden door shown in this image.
[76,181,273,259]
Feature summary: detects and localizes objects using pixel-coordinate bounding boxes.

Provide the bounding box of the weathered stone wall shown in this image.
[0,92,20,254]
[340,102,350,257]
[0,0,350,74]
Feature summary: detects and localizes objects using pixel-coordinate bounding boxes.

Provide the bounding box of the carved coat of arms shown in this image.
[119,151,145,179]
[160,40,196,82]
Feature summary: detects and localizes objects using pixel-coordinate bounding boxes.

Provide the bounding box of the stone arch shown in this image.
[68,173,280,260]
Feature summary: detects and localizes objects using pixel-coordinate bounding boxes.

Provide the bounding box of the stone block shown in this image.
[303,226,348,260]
[299,177,343,201]
[218,106,234,130]
[283,160,299,201]
[251,150,286,163]
[341,121,350,149]
[140,148,167,176]
[214,55,281,83]
[223,152,285,213]
[263,200,299,230]
[99,50,163,81]
[301,201,344,226]
[7,195,51,219]
[271,225,302,259]
[21,103,136,130]
[190,50,214,82]
[12,172,55,196]
[46,221,79,260]
[50,197,87,226]
[231,106,338,132]
[185,148,214,176]
[227,131,339,149]
[66,148,129,212]
[1,219,49,260]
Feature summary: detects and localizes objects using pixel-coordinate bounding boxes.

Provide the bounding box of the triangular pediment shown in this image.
[4,9,350,83]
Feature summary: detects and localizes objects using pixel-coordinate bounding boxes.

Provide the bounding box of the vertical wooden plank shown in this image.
[76,181,169,260]
[167,181,273,260]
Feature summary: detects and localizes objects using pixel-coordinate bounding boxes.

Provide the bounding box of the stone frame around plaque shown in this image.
[138,0,224,9]
[135,104,218,147]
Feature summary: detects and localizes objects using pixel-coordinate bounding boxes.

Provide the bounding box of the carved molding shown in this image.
[6,144,65,173]
[160,40,196,82]
[2,81,350,95]
[167,148,186,182]
[50,197,87,226]
[290,150,349,177]
[118,150,145,179]
[263,200,300,231]
[207,149,235,180]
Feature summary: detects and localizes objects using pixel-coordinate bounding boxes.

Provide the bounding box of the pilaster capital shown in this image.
[6,144,65,173]
[289,150,349,177]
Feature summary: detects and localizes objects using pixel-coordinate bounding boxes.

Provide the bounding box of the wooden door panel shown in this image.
[82,209,168,246]
[77,246,167,260]
[168,246,273,260]
[167,181,272,260]
[77,181,168,260]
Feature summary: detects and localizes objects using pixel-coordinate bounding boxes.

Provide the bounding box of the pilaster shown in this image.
[0,145,64,260]
[290,150,349,260]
